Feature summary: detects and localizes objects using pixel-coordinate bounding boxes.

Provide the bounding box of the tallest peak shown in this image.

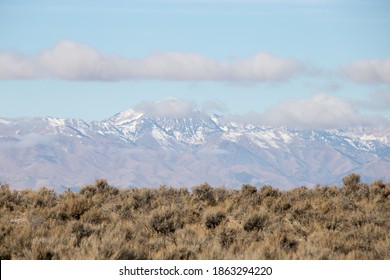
[105,98,205,125]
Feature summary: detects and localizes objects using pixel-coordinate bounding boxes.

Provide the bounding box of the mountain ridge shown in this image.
[0,107,389,190]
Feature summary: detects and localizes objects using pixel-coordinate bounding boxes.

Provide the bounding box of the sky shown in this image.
[1,0,390,129]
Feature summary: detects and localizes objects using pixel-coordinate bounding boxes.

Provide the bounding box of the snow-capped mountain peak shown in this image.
[0,108,389,190]
[105,108,144,126]
[104,106,222,145]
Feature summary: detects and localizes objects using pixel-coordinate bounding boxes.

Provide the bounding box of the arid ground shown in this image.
[1,174,389,260]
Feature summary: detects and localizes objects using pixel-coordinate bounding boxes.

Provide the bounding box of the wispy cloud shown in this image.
[129,95,389,129]
[0,53,40,79]
[345,58,390,84]
[224,94,387,129]
[134,98,197,117]
[354,90,390,112]
[0,40,304,82]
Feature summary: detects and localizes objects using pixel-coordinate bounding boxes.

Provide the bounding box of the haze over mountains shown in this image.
[1,100,389,191]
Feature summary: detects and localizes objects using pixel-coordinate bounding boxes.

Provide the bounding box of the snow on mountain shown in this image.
[0,107,389,190]
[105,107,222,145]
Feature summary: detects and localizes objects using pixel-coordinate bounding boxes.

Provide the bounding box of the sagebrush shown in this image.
[0,174,389,260]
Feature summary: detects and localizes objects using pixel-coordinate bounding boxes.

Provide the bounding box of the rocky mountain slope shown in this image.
[1,107,389,190]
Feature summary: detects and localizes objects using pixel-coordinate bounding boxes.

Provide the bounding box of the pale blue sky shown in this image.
[1,0,389,128]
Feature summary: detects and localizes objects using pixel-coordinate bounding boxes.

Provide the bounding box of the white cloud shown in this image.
[345,58,390,84]
[129,51,226,80]
[0,53,41,79]
[134,98,198,117]
[354,90,390,112]
[0,40,304,82]
[39,41,124,80]
[225,94,385,129]
[231,52,303,81]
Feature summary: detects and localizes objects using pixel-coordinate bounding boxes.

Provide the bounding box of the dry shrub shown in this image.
[278,233,299,252]
[34,187,57,208]
[71,221,94,247]
[204,211,226,229]
[243,213,268,232]
[259,185,281,199]
[192,183,216,205]
[82,209,110,225]
[219,227,238,248]
[80,179,119,198]
[272,198,292,213]
[79,185,97,198]
[342,173,361,188]
[241,184,257,197]
[116,248,146,260]
[55,191,91,221]
[0,175,389,260]
[132,189,156,211]
[166,248,196,260]
[213,187,229,204]
[342,173,364,196]
[149,209,183,235]
[158,186,189,204]
[0,183,12,209]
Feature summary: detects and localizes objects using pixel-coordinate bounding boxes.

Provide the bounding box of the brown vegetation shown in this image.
[0,174,389,260]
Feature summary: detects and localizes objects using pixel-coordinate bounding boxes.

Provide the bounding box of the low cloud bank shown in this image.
[125,95,389,129]
[0,40,303,82]
[134,98,198,118]
[345,58,390,84]
[222,94,389,129]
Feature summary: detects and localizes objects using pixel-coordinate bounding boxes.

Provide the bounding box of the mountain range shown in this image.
[1,104,389,191]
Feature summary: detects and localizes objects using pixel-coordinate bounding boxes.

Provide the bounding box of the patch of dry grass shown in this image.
[0,174,389,260]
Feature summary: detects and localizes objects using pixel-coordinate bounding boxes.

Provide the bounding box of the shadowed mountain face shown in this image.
[0,108,389,190]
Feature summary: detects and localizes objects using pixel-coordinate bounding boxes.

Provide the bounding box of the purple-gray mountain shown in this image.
[1,107,389,190]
